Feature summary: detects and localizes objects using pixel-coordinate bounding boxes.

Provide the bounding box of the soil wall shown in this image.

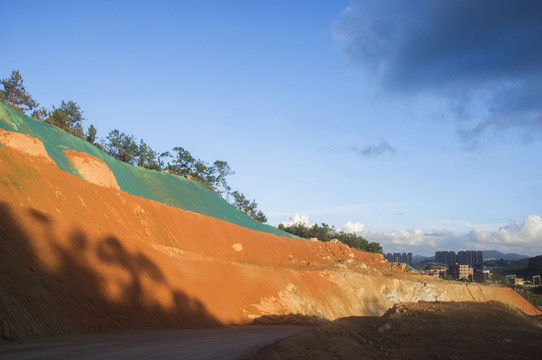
[0,134,539,341]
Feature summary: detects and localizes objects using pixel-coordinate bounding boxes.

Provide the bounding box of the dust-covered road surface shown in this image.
[0,325,311,360]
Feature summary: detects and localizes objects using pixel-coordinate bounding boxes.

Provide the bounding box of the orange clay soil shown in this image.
[64,150,120,190]
[0,127,53,163]
[0,143,539,341]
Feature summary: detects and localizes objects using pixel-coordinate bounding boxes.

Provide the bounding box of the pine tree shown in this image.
[0,70,39,114]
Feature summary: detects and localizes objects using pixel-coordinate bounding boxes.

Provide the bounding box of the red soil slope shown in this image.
[0,136,539,341]
[64,150,120,190]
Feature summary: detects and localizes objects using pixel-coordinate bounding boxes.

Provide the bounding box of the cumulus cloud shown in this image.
[338,220,452,253]
[351,140,396,158]
[342,220,365,234]
[333,0,542,146]
[364,228,442,248]
[462,215,542,252]
[278,213,314,228]
[368,216,542,256]
[278,214,542,256]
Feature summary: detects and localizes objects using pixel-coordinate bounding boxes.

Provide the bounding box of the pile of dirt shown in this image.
[248,301,542,360]
[252,314,330,327]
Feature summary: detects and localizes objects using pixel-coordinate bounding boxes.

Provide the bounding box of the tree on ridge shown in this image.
[47,100,85,138]
[230,191,268,223]
[0,70,39,114]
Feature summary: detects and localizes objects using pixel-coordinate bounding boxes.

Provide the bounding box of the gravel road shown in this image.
[0,325,310,360]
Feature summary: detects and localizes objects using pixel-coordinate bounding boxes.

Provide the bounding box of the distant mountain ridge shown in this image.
[482,250,528,261]
[412,255,434,263]
[412,251,528,262]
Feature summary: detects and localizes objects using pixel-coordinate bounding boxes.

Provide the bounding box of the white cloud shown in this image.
[341,220,365,234]
[365,215,542,256]
[278,214,542,257]
[390,229,429,246]
[278,213,314,228]
[364,228,442,248]
[462,215,542,252]
[419,219,502,234]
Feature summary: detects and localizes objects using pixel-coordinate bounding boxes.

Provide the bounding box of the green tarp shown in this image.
[0,102,297,239]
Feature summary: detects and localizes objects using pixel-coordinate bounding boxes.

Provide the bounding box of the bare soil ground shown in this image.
[248,301,542,360]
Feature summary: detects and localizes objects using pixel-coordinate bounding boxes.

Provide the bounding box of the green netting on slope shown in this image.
[0,103,84,178]
[0,102,298,239]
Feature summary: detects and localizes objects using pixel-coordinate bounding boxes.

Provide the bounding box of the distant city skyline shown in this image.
[2,0,541,256]
[411,249,530,261]
[435,250,483,267]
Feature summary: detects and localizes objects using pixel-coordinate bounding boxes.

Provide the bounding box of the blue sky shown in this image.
[2,0,542,256]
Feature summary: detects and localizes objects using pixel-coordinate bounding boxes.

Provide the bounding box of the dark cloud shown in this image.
[334,0,542,145]
[353,140,396,158]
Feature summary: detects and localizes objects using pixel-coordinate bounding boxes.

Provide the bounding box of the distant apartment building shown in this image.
[384,252,413,265]
[427,265,447,278]
[457,250,483,267]
[448,264,474,281]
[435,250,483,267]
[435,251,457,265]
[473,269,493,284]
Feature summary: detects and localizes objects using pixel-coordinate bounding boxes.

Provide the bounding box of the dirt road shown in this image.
[0,325,310,360]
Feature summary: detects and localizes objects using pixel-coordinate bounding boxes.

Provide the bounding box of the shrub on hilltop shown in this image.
[278,222,382,253]
[0,70,267,224]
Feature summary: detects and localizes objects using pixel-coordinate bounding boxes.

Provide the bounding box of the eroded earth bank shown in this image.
[0,124,539,344]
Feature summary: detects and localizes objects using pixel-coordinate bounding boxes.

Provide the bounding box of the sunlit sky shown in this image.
[2,0,542,256]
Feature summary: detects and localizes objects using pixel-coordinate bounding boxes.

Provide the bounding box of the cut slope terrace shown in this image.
[0,102,539,341]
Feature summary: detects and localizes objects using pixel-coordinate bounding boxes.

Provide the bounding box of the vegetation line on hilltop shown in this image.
[278,222,382,253]
[0,70,267,223]
[1,69,383,253]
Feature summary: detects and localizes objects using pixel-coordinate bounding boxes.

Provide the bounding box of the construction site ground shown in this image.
[248,301,542,360]
[0,325,309,360]
[1,301,540,360]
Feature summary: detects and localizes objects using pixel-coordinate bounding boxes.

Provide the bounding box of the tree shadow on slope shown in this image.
[0,202,219,341]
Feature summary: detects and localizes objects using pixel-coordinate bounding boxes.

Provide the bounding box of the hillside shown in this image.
[0,102,292,238]
[0,102,540,342]
[483,250,529,261]
[493,255,542,279]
